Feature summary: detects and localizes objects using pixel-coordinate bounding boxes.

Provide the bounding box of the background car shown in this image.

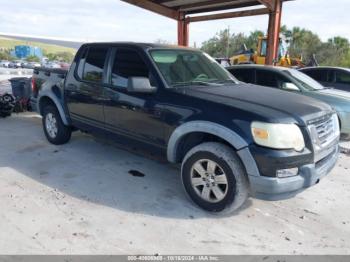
[227,65,350,140]
[24,62,41,69]
[0,60,10,68]
[8,60,22,68]
[59,62,70,70]
[299,66,350,92]
[43,61,61,69]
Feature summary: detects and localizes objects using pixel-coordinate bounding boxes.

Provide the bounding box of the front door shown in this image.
[103,47,165,147]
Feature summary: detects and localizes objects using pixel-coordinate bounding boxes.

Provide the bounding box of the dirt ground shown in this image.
[0,112,349,254]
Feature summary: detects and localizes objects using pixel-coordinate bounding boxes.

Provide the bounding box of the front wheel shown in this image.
[181,142,249,214]
[42,104,71,145]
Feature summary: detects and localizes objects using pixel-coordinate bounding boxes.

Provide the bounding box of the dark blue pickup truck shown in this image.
[31,42,340,213]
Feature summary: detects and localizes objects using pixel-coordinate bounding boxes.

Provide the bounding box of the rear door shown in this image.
[65,45,109,128]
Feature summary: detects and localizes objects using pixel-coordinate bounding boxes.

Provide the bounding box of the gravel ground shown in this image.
[0,113,349,255]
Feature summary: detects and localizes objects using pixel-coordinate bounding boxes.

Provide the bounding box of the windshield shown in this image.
[284,69,325,91]
[149,49,238,88]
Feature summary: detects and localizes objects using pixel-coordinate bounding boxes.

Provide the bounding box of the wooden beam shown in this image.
[257,0,275,11]
[178,16,190,46]
[120,0,179,20]
[188,8,270,23]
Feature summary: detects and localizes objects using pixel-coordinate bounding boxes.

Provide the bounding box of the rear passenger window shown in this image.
[304,69,328,82]
[336,71,350,84]
[83,47,108,83]
[111,48,150,88]
[230,69,255,83]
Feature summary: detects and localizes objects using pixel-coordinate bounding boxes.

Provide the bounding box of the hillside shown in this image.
[0,37,76,54]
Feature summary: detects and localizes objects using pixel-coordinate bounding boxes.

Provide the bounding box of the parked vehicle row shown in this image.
[30,42,340,213]
[0,59,70,70]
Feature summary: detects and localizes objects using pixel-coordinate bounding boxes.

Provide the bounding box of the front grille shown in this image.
[308,113,339,162]
[308,114,338,148]
[314,116,335,146]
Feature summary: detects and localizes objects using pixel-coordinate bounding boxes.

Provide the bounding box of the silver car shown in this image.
[228,65,350,140]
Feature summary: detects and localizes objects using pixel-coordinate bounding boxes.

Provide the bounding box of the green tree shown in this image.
[245,30,264,51]
[0,50,14,60]
[55,51,75,62]
[201,29,263,58]
[201,26,350,66]
[43,51,75,62]
[26,55,40,62]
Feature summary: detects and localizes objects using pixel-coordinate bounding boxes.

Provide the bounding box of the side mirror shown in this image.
[282,82,300,91]
[127,77,156,93]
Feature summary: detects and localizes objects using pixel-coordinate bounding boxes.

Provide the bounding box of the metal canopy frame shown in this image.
[121,0,293,65]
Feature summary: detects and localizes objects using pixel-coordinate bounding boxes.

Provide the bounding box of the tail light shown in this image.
[31,78,37,96]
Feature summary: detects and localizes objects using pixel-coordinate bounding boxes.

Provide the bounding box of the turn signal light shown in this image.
[252,127,269,140]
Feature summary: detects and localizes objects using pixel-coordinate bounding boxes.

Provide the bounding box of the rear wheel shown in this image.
[181,142,249,214]
[42,105,71,145]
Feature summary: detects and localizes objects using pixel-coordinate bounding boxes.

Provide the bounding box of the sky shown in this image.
[0,0,349,46]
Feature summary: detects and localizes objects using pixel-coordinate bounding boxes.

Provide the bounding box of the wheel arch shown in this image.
[167,121,248,163]
[38,93,69,126]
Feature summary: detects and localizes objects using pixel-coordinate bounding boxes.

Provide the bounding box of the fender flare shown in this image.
[167,121,248,163]
[38,91,70,126]
[167,121,260,177]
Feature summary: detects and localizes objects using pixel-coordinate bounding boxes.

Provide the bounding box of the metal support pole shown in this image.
[177,13,189,46]
[266,0,282,65]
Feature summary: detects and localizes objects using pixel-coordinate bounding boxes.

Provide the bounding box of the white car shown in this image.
[26,62,41,69]
[0,60,10,68]
[9,60,22,68]
[44,62,61,69]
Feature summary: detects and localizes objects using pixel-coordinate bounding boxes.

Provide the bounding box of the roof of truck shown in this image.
[80,42,198,51]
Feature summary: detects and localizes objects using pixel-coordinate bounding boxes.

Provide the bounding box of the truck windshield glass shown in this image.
[150,49,237,87]
[285,69,325,91]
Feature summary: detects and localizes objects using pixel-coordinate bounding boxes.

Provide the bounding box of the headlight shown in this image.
[251,122,305,151]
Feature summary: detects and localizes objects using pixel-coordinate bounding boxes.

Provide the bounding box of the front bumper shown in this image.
[242,140,339,199]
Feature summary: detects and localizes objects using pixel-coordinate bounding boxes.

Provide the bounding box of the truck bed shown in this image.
[32,67,68,98]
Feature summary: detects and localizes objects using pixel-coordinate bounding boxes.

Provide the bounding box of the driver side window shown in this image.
[256,70,299,91]
[111,48,151,88]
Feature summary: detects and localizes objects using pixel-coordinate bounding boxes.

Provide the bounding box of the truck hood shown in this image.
[172,83,333,125]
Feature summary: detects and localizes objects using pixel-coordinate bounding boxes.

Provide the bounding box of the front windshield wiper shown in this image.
[171,81,221,88]
[210,79,237,84]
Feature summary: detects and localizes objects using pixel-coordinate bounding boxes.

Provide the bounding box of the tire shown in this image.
[42,104,71,145]
[0,112,11,118]
[341,133,350,141]
[181,142,249,214]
